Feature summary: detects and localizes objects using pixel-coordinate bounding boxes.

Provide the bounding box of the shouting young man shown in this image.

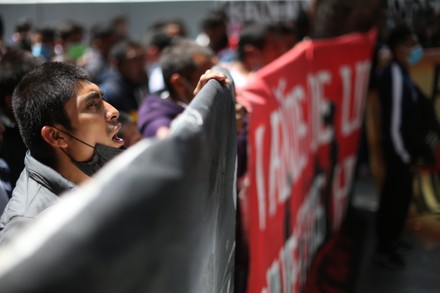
[0,61,229,245]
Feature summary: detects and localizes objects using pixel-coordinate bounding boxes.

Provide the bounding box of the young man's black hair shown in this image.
[12,62,90,168]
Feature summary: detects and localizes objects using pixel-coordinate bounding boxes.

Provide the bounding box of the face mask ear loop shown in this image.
[54,128,94,167]
[51,125,95,149]
[59,147,75,162]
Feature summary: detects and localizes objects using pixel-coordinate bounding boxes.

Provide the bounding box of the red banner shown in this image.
[241,30,377,293]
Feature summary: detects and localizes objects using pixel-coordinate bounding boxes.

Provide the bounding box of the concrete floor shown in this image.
[352,173,440,293]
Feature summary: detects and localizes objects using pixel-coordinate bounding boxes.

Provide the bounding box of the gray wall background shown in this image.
[0,1,217,42]
[0,1,310,43]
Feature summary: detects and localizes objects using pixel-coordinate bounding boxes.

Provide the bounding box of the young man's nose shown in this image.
[104,101,119,121]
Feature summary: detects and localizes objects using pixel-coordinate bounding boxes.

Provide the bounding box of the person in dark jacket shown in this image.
[99,40,148,122]
[138,39,218,138]
[0,62,125,245]
[374,24,427,270]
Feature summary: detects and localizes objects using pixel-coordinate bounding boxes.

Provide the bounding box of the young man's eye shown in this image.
[88,101,99,108]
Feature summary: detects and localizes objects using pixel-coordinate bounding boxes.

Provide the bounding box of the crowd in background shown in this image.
[0,9,306,292]
[0,10,302,162]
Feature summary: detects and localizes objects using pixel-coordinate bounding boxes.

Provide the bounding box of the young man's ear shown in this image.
[169,73,185,94]
[41,126,68,148]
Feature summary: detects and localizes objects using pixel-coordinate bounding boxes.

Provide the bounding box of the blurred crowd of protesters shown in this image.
[0,10,231,249]
[1,2,440,291]
[0,9,304,292]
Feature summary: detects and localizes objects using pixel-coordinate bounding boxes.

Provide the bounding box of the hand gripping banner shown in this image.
[240,30,376,293]
[0,77,237,293]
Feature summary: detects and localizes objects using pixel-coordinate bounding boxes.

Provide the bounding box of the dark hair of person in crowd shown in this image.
[12,62,91,168]
[159,39,215,98]
[142,30,174,53]
[200,9,229,53]
[108,39,147,87]
[109,39,143,63]
[14,18,32,35]
[90,22,114,43]
[270,21,297,53]
[57,20,84,42]
[88,22,117,60]
[38,26,56,43]
[201,9,228,31]
[111,14,129,41]
[150,19,188,38]
[0,49,44,119]
[236,23,271,62]
[386,24,415,54]
[164,19,188,38]
[12,18,33,52]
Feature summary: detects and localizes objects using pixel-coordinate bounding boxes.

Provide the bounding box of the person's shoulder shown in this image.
[377,62,395,82]
[3,171,57,220]
[138,93,184,137]
[218,48,237,63]
[386,60,407,75]
[3,155,63,223]
[138,93,159,110]
[143,93,163,103]
[140,118,172,138]
[139,92,179,110]
[0,216,34,247]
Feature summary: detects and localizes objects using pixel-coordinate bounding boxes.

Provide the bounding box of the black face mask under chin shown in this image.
[71,143,124,177]
[55,127,124,177]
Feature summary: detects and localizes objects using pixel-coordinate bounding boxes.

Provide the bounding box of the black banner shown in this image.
[0,78,237,293]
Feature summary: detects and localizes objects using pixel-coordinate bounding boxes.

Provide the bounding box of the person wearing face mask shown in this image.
[32,26,56,62]
[0,62,125,245]
[0,61,229,246]
[373,24,433,270]
[137,39,222,138]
